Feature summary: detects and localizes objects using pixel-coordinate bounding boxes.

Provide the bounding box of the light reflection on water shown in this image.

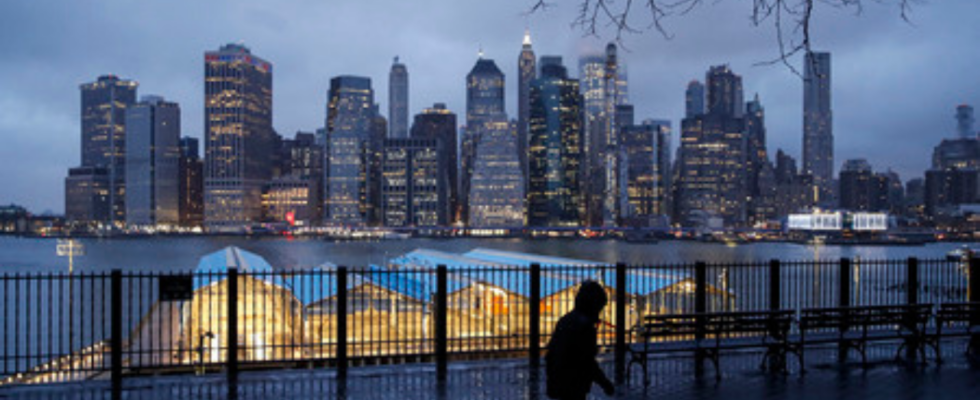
[0,236,966,273]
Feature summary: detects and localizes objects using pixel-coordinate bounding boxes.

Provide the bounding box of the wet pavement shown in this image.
[3,340,979,399]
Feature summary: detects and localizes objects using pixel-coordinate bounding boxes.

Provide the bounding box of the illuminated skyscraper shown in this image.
[803,51,833,205]
[381,138,449,227]
[178,137,204,227]
[461,55,505,224]
[203,43,274,231]
[685,80,705,118]
[78,75,138,226]
[411,103,459,223]
[324,76,377,226]
[517,29,536,188]
[468,113,525,227]
[388,57,409,139]
[125,96,181,227]
[527,56,583,227]
[621,120,672,227]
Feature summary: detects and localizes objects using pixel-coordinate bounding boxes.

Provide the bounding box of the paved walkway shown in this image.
[3,341,979,399]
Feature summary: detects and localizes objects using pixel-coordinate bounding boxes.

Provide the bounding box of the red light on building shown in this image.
[286,211,295,226]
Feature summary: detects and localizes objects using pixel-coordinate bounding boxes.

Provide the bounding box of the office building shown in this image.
[324,76,378,226]
[179,137,204,227]
[468,114,525,227]
[411,103,459,223]
[621,120,672,227]
[124,96,181,227]
[65,167,110,225]
[802,51,834,205]
[388,57,409,139]
[381,138,449,227]
[462,55,505,224]
[518,29,536,185]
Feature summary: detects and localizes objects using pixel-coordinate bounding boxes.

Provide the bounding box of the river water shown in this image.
[0,236,967,273]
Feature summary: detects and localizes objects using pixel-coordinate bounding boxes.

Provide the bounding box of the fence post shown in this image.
[769,259,781,312]
[907,257,919,305]
[110,270,122,400]
[436,264,448,383]
[529,263,541,369]
[227,267,239,391]
[614,262,627,385]
[838,258,851,362]
[336,266,348,380]
[970,257,980,354]
[694,261,707,377]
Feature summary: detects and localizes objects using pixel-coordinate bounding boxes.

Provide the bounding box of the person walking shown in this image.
[545,280,615,399]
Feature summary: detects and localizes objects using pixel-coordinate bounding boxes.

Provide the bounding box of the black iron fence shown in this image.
[0,257,977,391]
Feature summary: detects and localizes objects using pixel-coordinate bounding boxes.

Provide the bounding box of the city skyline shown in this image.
[1,0,979,213]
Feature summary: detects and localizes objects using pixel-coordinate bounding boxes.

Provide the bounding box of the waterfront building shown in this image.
[744,94,776,225]
[675,65,747,227]
[839,159,881,212]
[802,51,834,206]
[685,80,706,118]
[64,167,110,225]
[468,114,525,228]
[411,103,459,223]
[527,56,583,227]
[77,75,138,226]
[262,177,317,225]
[388,57,409,139]
[578,44,626,227]
[381,138,449,227]
[517,30,536,186]
[772,150,817,219]
[462,55,505,225]
[621,120,672,227]
[124,96,181,227]
[178,137,204,227]
[925,105,980,218]
[203,44,274,231]
[324,76,378,226]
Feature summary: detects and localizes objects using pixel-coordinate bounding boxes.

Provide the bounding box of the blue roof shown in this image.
[361,265,431,303]
[463,248,605,267]
[596,269,693,296]
[193,246,290,292]
[285,264,368,306]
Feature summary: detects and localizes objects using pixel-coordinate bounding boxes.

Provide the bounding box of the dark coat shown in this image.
[545,281,612,399]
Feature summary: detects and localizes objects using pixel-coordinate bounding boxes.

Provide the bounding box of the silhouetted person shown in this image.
[545,280,615,400]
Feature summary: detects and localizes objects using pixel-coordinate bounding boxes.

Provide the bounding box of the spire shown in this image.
[393,55,399,65]
[523,28,532,46]
[478,44,484,59]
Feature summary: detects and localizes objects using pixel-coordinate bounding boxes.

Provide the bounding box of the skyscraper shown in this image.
[675,65,747,227]
[381,138,449,227]
[324,76,377,226]
[203,43,274,231]
[178,137,204,227]
[803,51,833,206]
[78,75,138,226]
[956,104,975,139]
[125,96,181,227]
[527,56,583,227]
[517,29,536,190]
[388,57,409,139]
[621,120,672,227]
[468,114,525,227]
[411,103,459,223]
[462,55,505,225]
[685,80,705,118]
[744,94,775,224]
[578,44,626,227]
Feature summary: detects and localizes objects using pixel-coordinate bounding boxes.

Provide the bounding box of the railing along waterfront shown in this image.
[0,257,977,390]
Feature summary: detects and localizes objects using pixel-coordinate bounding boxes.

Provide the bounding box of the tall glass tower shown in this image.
[324,76,376,226]
[388,57,409,139]
[803,51,833,206]
[517,29,536,186]
[461,55,505,224]
[125,96,181,227]
[203,43,274,231]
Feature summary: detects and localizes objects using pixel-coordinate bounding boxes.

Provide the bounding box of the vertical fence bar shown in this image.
[769,259,781,311]
[694,261,707,377]
[227,268,239,389]
[838,258,851,362]
[614,262,627,385]
[435,265,448,383]
[907,258,919,305]
[529,263,541,369]
[111,270,122,399]
[337,267,348,378]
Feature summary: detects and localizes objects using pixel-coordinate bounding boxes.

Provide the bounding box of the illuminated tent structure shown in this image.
[177,246,303,364]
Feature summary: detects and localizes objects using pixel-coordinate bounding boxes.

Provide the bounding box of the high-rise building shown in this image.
[381,138,449,227]
[772,150,816,219]
[468,114,525,227]
[675,65,748,227]
[838,159,880,211]
[178,137,204,227]
[78,75,138,226]
[803,51,834,206]
[462,55,505,225]
[388,57,409,139]
[203,44,274,231]
[685,80,706,118]
[621,120,672,227]
[527,56,583,227]
[269,131,323,223]
[744,94,775,224]
[517,29,536,186]
[956,104,975,139]
[411,103,459,223]
[124,96,181,227]
[65,167,110,226]
[324,76,379,226]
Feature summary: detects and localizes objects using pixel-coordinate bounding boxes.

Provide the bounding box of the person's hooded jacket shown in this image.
[545,280,614,399]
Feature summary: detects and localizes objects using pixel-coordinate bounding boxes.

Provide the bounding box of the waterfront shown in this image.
[0,236,969,274]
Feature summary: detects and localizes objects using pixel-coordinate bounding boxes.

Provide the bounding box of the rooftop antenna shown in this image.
[478,44,484,59]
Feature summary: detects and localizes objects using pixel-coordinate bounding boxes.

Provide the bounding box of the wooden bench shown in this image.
[797,304,933,369]
[628,310,795,385]
[926,302,980,363]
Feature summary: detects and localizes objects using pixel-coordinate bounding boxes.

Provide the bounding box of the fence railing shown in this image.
[0,257,977,391]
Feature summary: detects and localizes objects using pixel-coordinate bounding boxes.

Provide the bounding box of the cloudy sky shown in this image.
[1,0,978,214]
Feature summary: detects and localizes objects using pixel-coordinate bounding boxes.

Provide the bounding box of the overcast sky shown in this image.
[1,0,978,214]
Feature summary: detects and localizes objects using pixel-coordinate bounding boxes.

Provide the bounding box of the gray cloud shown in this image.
[1,0,978,213]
